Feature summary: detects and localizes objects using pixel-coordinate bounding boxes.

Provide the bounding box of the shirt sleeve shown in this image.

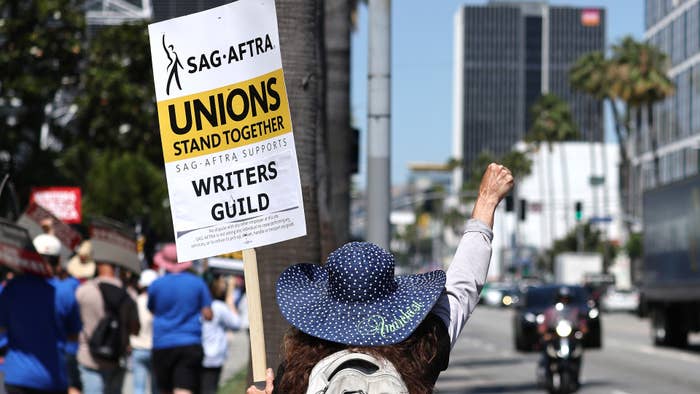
[200,279,213,309]
[147,284,156,312]
[430,219,493,348]
[65,293,83,335]
[217,302,242,331]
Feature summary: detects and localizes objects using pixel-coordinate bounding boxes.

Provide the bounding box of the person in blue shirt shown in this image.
[148,244,212,394]
[0,234,82,394]
[51,274,81,394]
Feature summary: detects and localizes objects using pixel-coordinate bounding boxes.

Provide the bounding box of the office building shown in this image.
[627,0,700,217]
[151,0,229,21]
[452,1,605,189]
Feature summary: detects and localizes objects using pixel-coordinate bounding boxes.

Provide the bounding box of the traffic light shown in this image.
[505,195,514,212]
[519,199,527,221]
[575,201,583,221]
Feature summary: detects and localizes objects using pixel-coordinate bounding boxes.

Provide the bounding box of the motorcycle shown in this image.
[537,319,584,394]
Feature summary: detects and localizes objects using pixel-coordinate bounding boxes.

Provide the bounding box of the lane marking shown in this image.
[607,338,700,364]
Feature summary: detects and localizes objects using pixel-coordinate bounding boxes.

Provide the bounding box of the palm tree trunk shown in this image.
[608,99,628,163]
[256,0,334,373]
[560,143,572,229]
[537,148,548,251]
[325,0,352,245]
[609,99,633,234]
[547,146,557,244]
[648,102,660,187]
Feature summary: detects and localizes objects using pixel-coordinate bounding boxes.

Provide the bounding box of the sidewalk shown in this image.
[122,330,250,394]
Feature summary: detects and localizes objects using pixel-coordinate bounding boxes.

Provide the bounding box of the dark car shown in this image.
[513,284,602,352]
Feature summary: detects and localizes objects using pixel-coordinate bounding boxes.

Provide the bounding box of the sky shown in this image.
[350,0,645,188]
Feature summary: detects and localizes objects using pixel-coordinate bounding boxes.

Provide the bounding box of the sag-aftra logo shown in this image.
[161,33,275,95]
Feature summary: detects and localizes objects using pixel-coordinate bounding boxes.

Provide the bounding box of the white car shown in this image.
[601,288,639,313]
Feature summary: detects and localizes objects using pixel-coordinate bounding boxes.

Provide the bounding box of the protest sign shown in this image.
[90,217,141,274]
[17,202,83,262]
[148,0,306,263]
[30,187,82,224]
[0,219,52,276]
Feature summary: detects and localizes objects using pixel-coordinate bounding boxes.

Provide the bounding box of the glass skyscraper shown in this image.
[452,1,605,185]
[628,0,700,217]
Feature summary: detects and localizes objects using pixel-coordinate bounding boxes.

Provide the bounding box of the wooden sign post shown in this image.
[243,248,267,384]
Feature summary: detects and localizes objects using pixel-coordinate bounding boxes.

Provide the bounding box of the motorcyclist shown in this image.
[536,286,588,390]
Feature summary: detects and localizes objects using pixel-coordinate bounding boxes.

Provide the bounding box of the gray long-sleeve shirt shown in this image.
[431,218,493,348]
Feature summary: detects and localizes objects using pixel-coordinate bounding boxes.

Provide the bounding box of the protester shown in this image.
[201,275,242,394]
[0,270,13,363]
[67,241,96,281]
[76,260,140,394]
[246,163,513,394]
[130,269,159,394]
[148,244,213,394]
[0,233,82,394]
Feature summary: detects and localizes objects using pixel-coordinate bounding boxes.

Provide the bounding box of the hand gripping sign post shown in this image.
[148,0,306,385]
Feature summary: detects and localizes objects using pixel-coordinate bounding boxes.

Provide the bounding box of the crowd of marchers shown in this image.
[0,219,245,394]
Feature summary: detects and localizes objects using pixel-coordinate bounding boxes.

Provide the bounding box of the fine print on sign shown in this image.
[148,0,306,262]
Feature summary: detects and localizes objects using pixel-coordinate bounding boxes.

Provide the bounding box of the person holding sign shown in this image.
[247,163,514,394]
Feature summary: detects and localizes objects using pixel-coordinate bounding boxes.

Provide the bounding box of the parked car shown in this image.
[513,284,602,352]
[601,287,639,313]
[481,282,520,307]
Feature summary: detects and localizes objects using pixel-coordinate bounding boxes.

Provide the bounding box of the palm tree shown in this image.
[570,37,674,225]
[570,51,609,225]
[325,0,354,245]
[608,36,674,186]
[256,0,336,373]
[526,93,580,239]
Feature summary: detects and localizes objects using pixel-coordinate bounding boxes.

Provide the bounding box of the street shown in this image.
[436,307,700,393]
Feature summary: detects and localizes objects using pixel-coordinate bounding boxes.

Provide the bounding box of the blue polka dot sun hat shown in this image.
[276,242,446,346]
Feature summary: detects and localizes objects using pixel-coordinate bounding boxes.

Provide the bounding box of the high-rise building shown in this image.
[85,0,152,36]
[628,0,700,217]
[151,0,229,22]
[452,1,605,188]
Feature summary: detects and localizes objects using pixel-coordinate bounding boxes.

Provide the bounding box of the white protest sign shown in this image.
[148,0,306,262]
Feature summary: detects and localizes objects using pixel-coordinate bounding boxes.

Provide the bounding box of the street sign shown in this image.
[589,175,605,186]
[589,216,613,224]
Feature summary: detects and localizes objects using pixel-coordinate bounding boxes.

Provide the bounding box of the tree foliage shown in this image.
[82,151,171,240]
[526,93,579,151]
[542,222,618,272]
[71,21,160,164]
[0,0,85,199]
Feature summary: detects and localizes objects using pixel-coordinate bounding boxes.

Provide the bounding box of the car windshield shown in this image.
[524,286,589,307]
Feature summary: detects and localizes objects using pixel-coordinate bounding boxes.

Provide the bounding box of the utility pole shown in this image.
[367,0,391,249]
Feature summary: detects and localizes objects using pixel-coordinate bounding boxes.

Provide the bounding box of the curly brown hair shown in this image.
[277,314,446,394]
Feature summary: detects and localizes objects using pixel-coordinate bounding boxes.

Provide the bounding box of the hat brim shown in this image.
[276,263,446,346]
[154,252,192,273]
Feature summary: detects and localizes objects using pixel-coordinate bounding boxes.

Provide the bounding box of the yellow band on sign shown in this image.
[157,68,292,163]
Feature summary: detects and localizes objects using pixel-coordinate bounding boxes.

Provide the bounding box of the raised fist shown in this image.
[478,163,514,206]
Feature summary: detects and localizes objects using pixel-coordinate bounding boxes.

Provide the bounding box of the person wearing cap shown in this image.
[130,269,159,394]
[247,163,513,394]
[148,244,213,394]
[0,233,83,394]
[67,241,97,281]
[37,235,83,394]
[75,259,140,394]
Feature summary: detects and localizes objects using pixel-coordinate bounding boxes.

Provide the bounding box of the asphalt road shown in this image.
[435,307,700,394]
